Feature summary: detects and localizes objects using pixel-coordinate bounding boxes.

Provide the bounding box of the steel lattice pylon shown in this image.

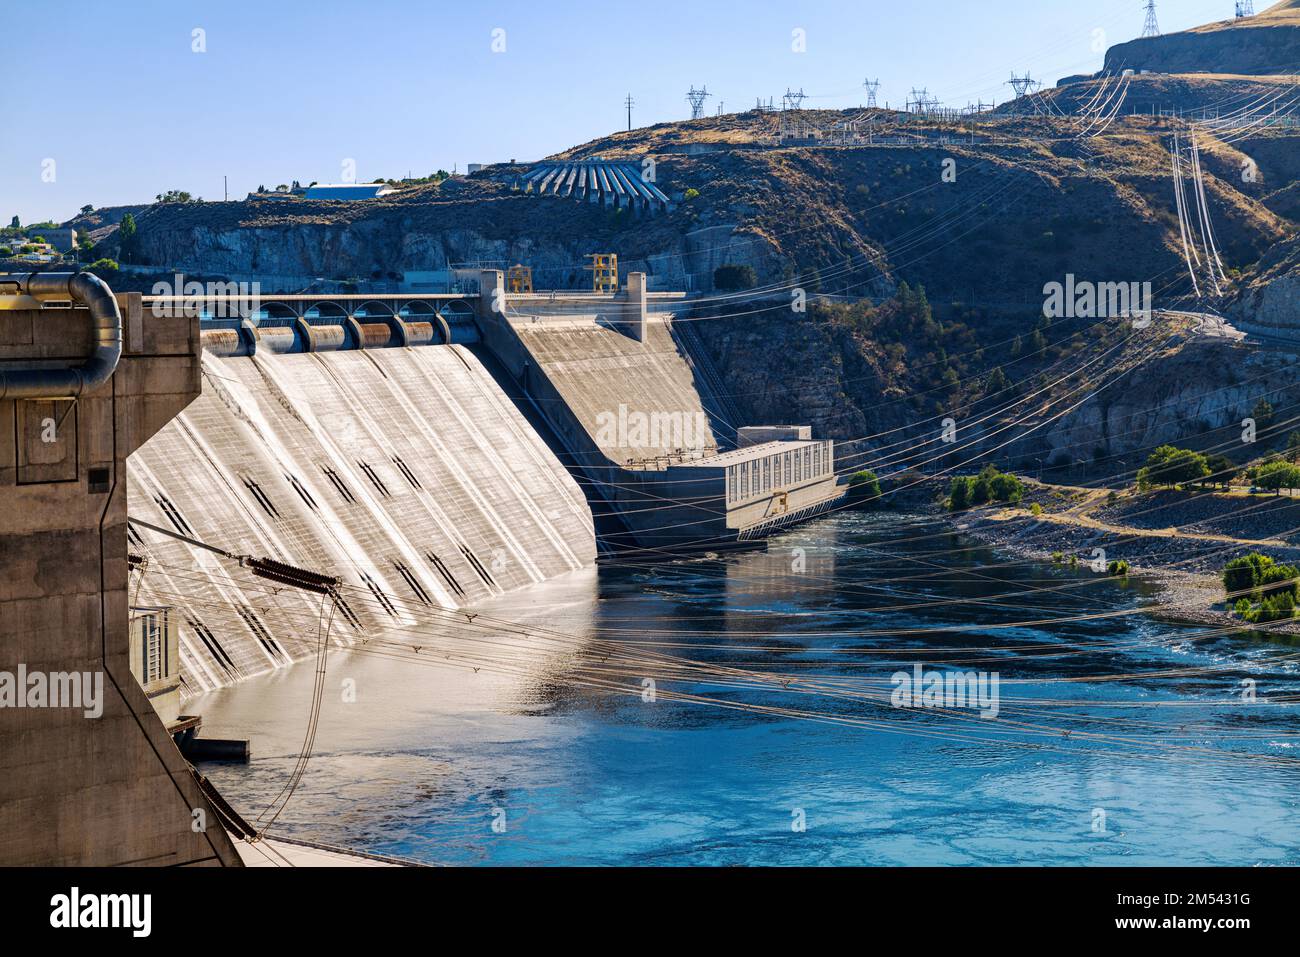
[1142,0,1160,37]
[686,86,710,120]
[863,78,880,109]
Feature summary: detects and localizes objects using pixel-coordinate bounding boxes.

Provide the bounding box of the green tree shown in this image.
[847,470,883,503]
[1255,460,1300,494]
[8,216,18,229]
[1257,563,1300,601]
[1136,445,1210,488]
[1252,398,1275,431]
[1203,453,1237,487]
[117,213,137,263]
[948,465,1023,511]
[949,476,972,510]
[86,258,119,280]
[1223,553,1274,596]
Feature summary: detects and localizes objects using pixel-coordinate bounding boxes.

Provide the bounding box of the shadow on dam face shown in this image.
[127,344,596,698]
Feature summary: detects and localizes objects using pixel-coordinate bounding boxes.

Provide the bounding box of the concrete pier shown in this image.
[0,282,242,866]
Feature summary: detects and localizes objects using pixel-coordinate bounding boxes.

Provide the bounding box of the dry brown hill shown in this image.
[1104,0,1300,75]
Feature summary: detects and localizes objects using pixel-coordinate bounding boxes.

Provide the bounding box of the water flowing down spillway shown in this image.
[127,344,596,696]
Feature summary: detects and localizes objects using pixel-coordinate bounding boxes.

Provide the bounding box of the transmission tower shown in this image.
[1235,1,1255,17]
[1141,0,1160,37]
[907,87,936,113]
[863,78,880,109]
[1006,72,1041,98]
[782,87,807,110]
[625,93,634,131]
[686,86,711,120]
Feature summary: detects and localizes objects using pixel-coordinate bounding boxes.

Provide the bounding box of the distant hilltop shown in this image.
[1103,0,1300,77]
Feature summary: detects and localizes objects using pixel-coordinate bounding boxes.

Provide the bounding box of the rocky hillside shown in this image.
[1104,0,1300,76]
[1237,230,1300,327]
[83,109,1290,305]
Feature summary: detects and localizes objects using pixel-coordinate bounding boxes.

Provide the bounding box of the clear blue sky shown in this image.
[1,0,1240,224]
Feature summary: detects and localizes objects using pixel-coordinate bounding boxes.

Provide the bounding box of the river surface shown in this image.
[195,511,1300,865]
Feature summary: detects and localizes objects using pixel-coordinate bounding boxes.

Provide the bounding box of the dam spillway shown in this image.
[128,343,594,696]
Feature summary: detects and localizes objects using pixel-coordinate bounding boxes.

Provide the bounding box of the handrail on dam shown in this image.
[0,271,123,400]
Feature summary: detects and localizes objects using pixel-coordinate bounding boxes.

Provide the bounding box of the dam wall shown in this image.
[128,343,595,697]
[473,271,843,551]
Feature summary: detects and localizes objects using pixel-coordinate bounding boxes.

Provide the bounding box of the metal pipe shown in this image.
[0,271,123,400]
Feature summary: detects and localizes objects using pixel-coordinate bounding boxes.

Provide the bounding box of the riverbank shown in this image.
[922,478,1300,636]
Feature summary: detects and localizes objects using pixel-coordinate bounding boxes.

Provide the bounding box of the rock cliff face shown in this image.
[1237,233,1300,329]
[1034,338,1299,464]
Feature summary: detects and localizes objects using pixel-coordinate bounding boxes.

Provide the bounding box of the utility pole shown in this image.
[223,175,228,202]
[1142,0,1160,38]
[625,93,634,131]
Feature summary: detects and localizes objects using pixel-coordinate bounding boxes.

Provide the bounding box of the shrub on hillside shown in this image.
[1223,552,1299,622]
[948,465,1024,511]
[847,470,883,503]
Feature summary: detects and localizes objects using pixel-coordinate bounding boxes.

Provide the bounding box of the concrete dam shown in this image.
[125,271,842,697]
[128,343,595,696]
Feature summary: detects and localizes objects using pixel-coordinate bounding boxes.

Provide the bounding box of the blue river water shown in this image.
[196,511,1300,865]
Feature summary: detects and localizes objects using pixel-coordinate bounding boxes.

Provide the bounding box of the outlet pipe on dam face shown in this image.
[0,271,123,400]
